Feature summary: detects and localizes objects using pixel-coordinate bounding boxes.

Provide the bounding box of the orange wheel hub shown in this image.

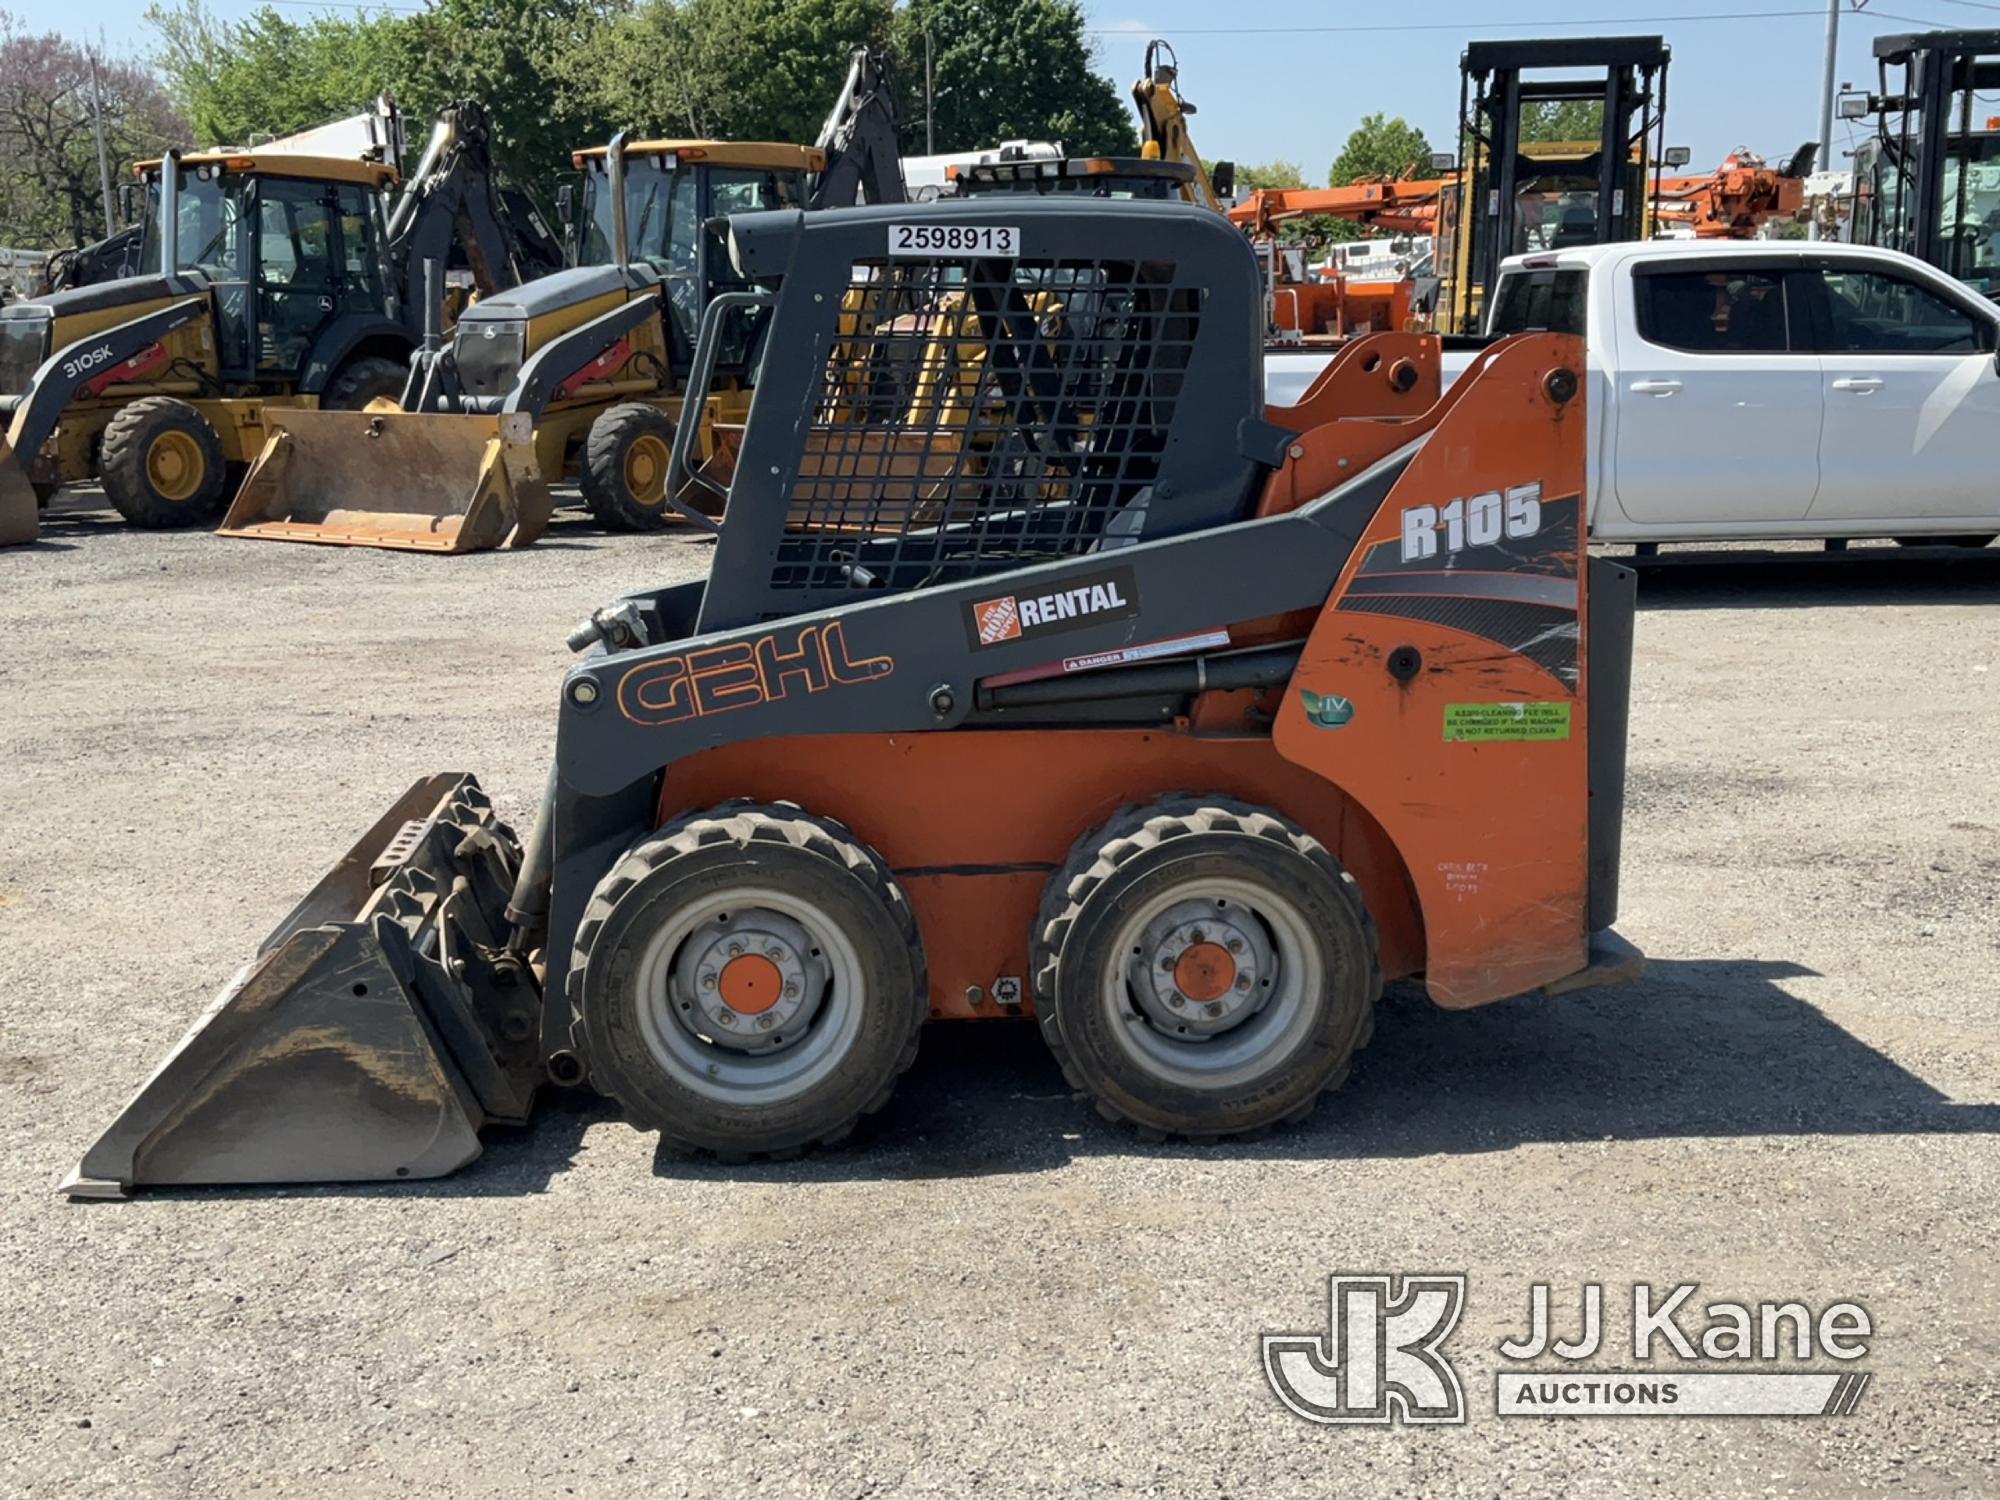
[718,953,783,1015]
[1173,941,1237,1003]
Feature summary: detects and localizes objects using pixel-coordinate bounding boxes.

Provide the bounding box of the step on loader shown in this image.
[64,195,1640,1196]
[219,50,909,553]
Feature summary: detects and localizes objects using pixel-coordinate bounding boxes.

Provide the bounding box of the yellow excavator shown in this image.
[0,99,549,547]
[221,49,907,552]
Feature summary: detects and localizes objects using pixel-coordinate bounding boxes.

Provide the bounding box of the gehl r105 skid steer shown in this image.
[65,194,1640,1195]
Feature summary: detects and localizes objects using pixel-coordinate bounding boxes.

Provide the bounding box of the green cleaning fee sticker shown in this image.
[1443,702,1572,742]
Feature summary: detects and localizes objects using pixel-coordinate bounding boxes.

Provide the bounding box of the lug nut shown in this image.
[728,943,743,958]
[757,1015,776,1030]
[1235,975,1251,992]
[1167,994,1185,1010]
[1226,938,1244,954]
[1160,953,1177,970]
[715,1011,736,1026]
[1205,1002,1224,1019]
[784,983,799,999]
[701,972,716,990]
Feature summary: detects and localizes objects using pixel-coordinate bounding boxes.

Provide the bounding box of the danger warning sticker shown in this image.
[965,565,1141,649]
[1063,631,1231,673]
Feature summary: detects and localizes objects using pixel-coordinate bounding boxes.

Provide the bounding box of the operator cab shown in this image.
[133,153,401,386]
[572,141,818,362]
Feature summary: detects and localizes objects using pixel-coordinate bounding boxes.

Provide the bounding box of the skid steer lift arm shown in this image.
[68,196,1639,1195]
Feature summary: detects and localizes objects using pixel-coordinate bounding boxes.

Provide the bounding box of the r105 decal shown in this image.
[1401,482,1542,563]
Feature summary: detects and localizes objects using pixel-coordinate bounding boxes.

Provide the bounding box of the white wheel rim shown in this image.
[632,884,866,1106]
[1100,871,1324,1088]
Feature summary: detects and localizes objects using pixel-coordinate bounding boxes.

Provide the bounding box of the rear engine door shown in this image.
[1610,258,1822,526]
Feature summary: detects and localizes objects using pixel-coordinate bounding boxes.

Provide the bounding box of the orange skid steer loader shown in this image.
[66,196,1639,1194]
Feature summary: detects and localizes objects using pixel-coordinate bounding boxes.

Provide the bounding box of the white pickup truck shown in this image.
[1266,240,2000,549]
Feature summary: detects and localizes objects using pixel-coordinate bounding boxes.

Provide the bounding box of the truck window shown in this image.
[1487,267,1586,335]
[1816,267,1996,354]
[1635,268,1792,353]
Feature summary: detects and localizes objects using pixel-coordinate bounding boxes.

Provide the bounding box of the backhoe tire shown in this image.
[581,402,679,532]
[1895,534,1996,549]
[323,356,408,412]
[1033,796,1380,1140]
[570,803,927,1161]
[99,397,228,528]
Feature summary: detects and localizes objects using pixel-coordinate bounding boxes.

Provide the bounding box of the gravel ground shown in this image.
[1,492,1995,1497]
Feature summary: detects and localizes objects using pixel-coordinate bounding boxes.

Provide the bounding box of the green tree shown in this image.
[1235,159,1305,191]
[889,0,1135,157]
[147,0,610,200]
[1518,99,1602,145]
[563,0,892,146]
[1319,113,1432,242]
[1327,112,1432,188]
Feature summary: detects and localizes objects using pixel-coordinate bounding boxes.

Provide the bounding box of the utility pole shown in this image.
[1812,0,1844,241]
[88,46,118,236]
[924,29,936,156]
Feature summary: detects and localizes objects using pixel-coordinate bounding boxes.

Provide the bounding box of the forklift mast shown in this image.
[1851,30,2000,291]
[1450,35,1670,332]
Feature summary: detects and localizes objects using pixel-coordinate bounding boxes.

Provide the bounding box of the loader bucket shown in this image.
[0,460,34,547]
[61,774,545,1198]
[217,409,553,553]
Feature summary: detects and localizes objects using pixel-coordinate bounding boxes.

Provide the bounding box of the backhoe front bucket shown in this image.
[62,774,545,1198]
[0,451,38,547]
[217,409,553,553]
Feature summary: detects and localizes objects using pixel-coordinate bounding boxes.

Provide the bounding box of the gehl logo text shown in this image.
[616,620,893,726]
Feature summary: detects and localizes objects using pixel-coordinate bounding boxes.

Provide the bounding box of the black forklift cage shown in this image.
[1455,35,1672,312]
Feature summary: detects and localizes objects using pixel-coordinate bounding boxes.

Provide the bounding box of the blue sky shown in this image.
[32,0,1971,177]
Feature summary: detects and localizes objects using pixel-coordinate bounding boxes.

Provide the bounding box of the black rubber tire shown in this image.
[322,355,408,412]
[1032,795,1381,1139]
[569,803,927,1160]
[580,402,679,532]
[1895,534,1997,549]
[98,396,228,528]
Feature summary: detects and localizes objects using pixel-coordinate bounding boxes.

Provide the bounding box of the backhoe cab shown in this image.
[0,99,538,548]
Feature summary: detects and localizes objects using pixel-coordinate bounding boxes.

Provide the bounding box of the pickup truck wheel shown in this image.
[1894,534,1996,549]
[98,397,228,528]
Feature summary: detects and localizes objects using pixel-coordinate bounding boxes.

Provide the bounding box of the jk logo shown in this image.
[1262,1274,1467,1425]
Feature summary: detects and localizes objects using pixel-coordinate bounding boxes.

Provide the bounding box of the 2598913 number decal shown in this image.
[1400,482,1543,563]
[888,224,1020,257]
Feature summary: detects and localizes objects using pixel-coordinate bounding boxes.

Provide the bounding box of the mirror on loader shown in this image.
[66,194,1642,1197]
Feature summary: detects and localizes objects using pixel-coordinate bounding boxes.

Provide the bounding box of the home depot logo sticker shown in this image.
[964,565,1140,649]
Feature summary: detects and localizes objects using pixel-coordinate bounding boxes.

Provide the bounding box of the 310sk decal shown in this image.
[616,620,893,726]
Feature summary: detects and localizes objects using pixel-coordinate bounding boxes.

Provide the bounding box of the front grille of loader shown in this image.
[771,256,1199,594]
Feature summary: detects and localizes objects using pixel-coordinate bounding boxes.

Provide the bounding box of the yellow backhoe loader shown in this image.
[0,99,549,547]
[220,49,907,552]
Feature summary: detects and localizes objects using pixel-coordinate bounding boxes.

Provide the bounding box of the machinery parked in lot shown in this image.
[0,99,544,548]
[1484,239,2000,549]
[65,195,1639,1194]
[219,49,907,552]
[1843,29,2000,298]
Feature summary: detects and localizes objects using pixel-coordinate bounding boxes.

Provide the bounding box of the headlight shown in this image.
[0,315,51,396]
